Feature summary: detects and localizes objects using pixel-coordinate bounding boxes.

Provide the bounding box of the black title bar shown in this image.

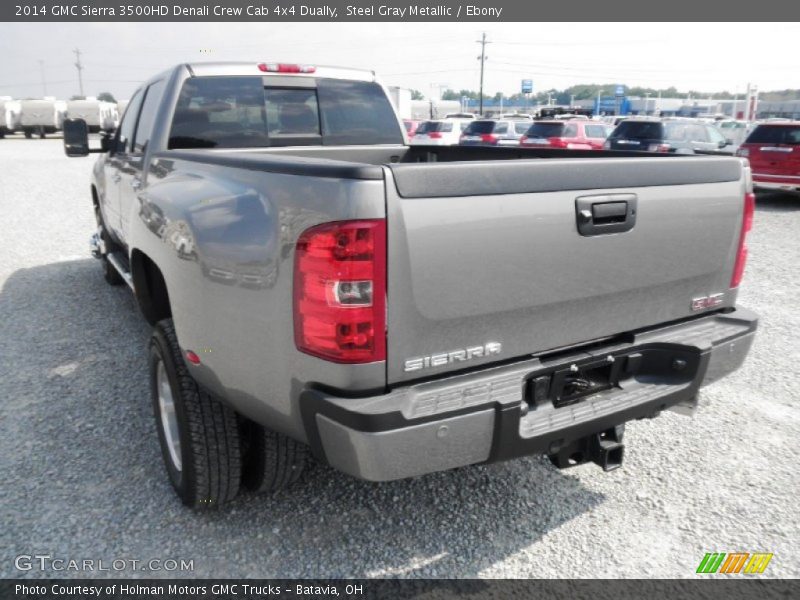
[4,579,800,600]
[4,0,800,21]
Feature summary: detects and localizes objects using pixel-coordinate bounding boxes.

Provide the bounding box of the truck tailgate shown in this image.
[385,156,746,385]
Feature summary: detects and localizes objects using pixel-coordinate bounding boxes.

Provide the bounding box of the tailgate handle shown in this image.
[576,194,637,236]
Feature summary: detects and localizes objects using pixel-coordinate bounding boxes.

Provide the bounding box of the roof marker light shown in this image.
[258,63,316,74]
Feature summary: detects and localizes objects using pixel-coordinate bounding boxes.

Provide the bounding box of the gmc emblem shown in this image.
[691,293,724,311]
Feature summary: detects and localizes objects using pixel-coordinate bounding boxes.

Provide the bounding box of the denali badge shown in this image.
[691,293,724,311]
[404,342,502,372]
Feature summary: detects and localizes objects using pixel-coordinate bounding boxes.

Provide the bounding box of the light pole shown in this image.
[476,32,490,116]
[645,92,651,115]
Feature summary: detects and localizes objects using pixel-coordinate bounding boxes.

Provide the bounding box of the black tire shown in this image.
[24,129,32,139]
[93,205,124,286]
[149,319,242,508]
[241,418,312,493]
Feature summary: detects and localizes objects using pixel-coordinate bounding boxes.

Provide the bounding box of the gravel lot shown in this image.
[1,137,798,579]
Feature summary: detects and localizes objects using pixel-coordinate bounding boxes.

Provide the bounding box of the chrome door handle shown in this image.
[131,178,142,190]
[111,174,121,183]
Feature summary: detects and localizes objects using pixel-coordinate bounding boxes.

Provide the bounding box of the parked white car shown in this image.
[410,119,472,145]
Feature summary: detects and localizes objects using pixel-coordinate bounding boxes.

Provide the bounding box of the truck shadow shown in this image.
[755,191,800,212]
[0,259,604,579]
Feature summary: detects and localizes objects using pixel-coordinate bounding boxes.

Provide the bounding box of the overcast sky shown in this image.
[1,22,798,101]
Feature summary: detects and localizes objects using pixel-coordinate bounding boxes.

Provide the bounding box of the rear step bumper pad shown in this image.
[300,308,757,481]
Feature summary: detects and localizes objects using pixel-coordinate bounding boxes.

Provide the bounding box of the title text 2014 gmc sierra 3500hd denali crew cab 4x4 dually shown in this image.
[63,62,757,509]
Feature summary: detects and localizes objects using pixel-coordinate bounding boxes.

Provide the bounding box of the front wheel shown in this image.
[150,319,242,508]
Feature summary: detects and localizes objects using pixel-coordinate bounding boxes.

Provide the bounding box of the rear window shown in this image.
[514,122,531,134]
[416,121,453,134]
[463,121,497,134]
[526,122,564,138]
[745,125,800,145]
[168,76,402,149]
[585,124,608,138]
[610,121,663,140]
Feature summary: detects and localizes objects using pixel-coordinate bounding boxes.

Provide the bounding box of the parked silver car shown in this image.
[459,119,526,146]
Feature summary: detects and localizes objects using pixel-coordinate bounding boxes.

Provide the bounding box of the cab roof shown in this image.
[184,61,377,82]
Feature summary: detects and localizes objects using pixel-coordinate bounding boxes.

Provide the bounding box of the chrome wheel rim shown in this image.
[157,360,182,472]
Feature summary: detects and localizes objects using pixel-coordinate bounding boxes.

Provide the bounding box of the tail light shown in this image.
[548,137,568,148]
[730,192,755,288]
[480,134,498,144]
[294,220,386,363]
[258,63,316,74]
[519,136,528,145]
[428,132,442,139]
[648,143,671,153]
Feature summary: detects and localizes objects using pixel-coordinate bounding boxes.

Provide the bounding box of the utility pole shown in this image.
[744,83,751,122]
[476,32,489,116]
[73,47,84,97]
[38,60,47,96]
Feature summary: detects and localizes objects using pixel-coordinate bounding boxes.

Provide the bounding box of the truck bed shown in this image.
[156,146,746,386]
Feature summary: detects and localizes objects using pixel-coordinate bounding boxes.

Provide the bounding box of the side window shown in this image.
[585,124,606,138]
[564,124,578,137]
[707,126,726,144]
[494,123,508,134]
[117,90,144,154]
[688,125,708,142]
[133,79,166,153]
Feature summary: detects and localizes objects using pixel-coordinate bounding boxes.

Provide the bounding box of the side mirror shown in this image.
[99,129,116,153]
[63,118,90,156]
[725,138,734,146]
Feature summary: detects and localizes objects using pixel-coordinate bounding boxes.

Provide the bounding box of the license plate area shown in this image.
[552,361,614,407]
[524,345,701,411]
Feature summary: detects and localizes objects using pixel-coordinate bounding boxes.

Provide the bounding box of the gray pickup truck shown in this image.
[63,62,758,509]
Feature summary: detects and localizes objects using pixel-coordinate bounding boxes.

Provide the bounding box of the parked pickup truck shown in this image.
[63,62,758,509]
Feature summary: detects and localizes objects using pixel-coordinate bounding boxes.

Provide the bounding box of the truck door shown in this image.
[118,79,165,242]
[103,89,144,241]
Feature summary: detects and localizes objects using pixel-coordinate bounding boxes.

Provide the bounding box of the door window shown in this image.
[133,80,166,153]
[116,89,144,153]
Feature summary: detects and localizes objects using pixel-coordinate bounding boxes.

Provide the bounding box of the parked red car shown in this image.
[403,119,422,137]
[737,122,800,193]
[520,119,613,150]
